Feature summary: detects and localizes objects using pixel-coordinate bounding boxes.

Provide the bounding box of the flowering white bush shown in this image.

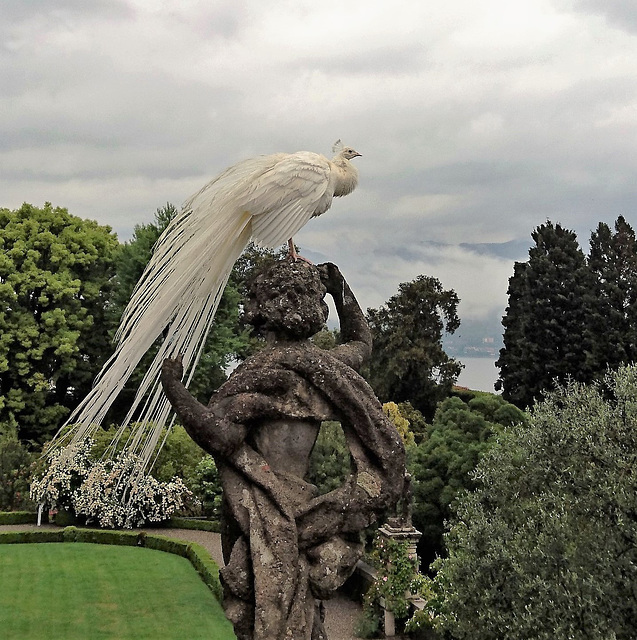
[74,453,193,529]
[31,441,193,529]
[30,439,94,510]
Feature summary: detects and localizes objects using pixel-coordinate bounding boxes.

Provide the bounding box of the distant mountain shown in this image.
[444,310,504,359]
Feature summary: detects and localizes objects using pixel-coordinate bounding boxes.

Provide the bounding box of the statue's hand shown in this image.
[317,262,344,298]
[162,356,184,381]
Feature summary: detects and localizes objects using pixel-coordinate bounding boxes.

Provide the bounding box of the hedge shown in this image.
[0,511,37,525]
[0,526,223,602]
[0,529,63,544]
[0,511,221,531]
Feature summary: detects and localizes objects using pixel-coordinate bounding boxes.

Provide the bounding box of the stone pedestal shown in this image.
[383,605,396,637]
[378,518,422,638]
[379,518,421,558]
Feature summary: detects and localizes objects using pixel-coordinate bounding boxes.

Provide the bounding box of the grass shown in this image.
[0,543,236,640]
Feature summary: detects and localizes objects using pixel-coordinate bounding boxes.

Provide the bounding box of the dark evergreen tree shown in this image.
[588,215,637,370]
[496,221,598,409]
[365,275,462,421]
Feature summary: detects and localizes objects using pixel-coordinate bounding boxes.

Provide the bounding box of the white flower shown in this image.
[31,440,193,529]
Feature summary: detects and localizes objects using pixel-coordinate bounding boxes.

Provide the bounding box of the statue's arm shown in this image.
[317,263,372,370]
[161,358,247,456]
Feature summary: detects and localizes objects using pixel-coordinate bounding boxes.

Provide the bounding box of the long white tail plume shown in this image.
[59,187,253,468]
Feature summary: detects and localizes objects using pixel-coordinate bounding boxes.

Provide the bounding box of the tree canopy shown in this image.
[497,217,637,409]
[365,275,462,420]
[0,202,283,446]
[0,203,118,443]
[433,365,637,640]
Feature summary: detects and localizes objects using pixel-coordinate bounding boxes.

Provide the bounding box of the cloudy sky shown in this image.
[3,0,637,338]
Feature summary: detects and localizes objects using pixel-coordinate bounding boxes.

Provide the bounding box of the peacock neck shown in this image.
[331,158,359,198]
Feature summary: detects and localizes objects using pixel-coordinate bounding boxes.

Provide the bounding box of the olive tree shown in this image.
[433,366,637,640]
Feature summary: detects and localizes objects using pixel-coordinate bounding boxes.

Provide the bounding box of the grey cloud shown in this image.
[2,0,132,23]
[572,0,637,33]
[2,0,637,336]
[460,239,531,261]
[290,43,433,77]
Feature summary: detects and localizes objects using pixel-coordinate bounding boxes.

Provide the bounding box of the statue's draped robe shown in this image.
[205,343,405,640]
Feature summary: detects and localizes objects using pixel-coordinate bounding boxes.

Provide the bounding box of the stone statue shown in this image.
[161,260,406,640]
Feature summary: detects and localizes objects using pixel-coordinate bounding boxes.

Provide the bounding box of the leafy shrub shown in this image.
[357,532,431,637]
[152,426,207,484]
[90,423,209,514]
[55,509,77,527]
[366,533,422,619]
[433,366,637,640]
[166,516,221,532]
[0,529,64,544]
[30,439,93,511]
[186,542,223,601]
[409,394,526,567]
[0,511,36,525]
[354,609,380,639]
[73,453,193,529]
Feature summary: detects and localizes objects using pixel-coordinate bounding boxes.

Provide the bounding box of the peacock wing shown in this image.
[247,151,333,248]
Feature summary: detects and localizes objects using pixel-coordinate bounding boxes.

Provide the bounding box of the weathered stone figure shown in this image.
[161,261,406,640]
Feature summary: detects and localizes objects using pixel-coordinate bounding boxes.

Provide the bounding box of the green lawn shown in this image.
[0,543,236,640]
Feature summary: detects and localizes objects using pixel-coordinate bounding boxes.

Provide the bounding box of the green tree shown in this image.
[0,203,118,443]
[409,393,526,568]
[311,327,341,350]
[433,366,637,640]
[496,221,598,408]
[365,276,462,421]
[382,401,416,450]
[190,455,223,518]
[588,215,637,371]
[397,401,428,444]
[0,435,34,511]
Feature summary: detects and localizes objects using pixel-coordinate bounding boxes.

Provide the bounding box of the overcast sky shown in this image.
[2,0,637,333]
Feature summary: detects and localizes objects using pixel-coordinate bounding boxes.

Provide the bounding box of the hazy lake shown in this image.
[456,357,499,393]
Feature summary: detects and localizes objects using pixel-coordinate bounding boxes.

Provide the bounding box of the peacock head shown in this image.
[332,139,361,161]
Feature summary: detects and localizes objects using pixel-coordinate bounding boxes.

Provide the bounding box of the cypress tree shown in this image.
[496,221,597,408]
[588,216,637,369]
